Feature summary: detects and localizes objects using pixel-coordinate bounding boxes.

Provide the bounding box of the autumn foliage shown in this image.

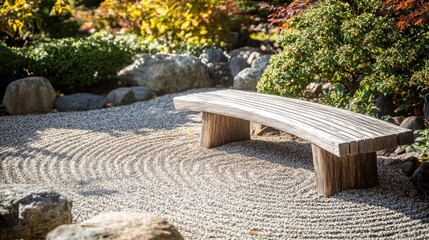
[260,0,316,29]
[384,0,429,30]
[0,0,70,38]
[79,0,231,48]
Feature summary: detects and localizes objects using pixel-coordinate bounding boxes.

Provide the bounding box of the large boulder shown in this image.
[55,93,106,112]
[0,184,72,239]
[233,68,263,91]
[2,76,56,115]
[106,87,136,106]
[47,212,183,240]
[131,86,155,101]
[118,54,212,94]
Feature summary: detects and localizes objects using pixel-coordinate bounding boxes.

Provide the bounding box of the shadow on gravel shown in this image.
[0,89,207,161]
[215,139,429,224]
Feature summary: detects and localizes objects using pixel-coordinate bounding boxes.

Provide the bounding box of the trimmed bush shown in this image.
[257,0,429,116]
[0,45,31,99]
[22,36,136,93]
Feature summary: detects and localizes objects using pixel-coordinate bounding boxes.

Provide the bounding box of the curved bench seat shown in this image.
[174,89,414,196]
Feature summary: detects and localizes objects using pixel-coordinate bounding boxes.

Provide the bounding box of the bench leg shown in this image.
[201,112,250,148]
[311,144,378,197]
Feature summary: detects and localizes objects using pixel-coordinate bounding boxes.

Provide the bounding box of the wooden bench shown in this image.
[173,89,414,196]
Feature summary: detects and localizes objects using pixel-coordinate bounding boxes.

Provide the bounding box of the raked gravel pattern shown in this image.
[1,88,429,239]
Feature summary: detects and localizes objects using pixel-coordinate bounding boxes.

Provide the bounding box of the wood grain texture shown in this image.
[174,90,414,156]
[312,144,378,196]
[201,112,250,148]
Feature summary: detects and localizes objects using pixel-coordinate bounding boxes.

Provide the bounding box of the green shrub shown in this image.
[0,44,31,99]
[22,34,144,93]
[257,0,429,116]
[403,128,429,161]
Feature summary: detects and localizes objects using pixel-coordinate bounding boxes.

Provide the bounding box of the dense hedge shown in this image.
[0,33,215,99]
[0,34,149,96]
[0,45,31,98]
[257,0,429,116]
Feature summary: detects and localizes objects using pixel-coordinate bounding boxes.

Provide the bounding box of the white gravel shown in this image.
[1,88,429,239]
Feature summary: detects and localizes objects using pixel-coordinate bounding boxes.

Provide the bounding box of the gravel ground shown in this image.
[1,88,429,239]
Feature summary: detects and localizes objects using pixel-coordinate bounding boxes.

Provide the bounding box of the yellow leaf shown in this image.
[249,228,259,236]
[187,130,194,135]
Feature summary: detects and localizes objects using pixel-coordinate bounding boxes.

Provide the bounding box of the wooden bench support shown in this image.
[312,144,378,196]
[201,112,250,148]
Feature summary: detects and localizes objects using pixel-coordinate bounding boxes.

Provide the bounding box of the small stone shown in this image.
[251,54,272,70]
[106,87,136,106]
[411,161,429,194]
[400,157,419,176]
[130,86,154,102]
[230,56,250,78]
[0,184,72,239]
[200,48,228,64]
[205,62,234,87]
[46,212,183,240]
[394,147,406,155]
[2,76,56,115]
[55,93,106,112]
[233,68,263,91]
[388,116,403,126]
[229,46,260,59]
[322,83,332,91]
[247,51,262,65]
[305,82,323,98]
[400,116,425,139]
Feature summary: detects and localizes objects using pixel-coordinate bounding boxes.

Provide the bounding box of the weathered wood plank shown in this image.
[312,144,378,196]
[174,90,414,156]
[201,112,250,148]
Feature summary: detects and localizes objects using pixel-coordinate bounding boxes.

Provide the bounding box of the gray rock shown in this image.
[251,54,272,70]
[106,88,136,106]
[118,54,212,94]
[322,82,332,91]
[305,82,323,98]
[233,68,263,91]
[230,56,250,78]
[229,46,260,59]
[2,76,56,115]
[401,157,419,176]
[131,86,154,101]
[229,47,262,77]
[0,184,72,239]
[388,116,403,126]
[412,161,429,195]
[376,94,394,117]
[205,62,233,87]
[247,52,262,65]
[55,93,106,112]
[46,212,183,240]
[200,48,227,64]
[400,116,425,139]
